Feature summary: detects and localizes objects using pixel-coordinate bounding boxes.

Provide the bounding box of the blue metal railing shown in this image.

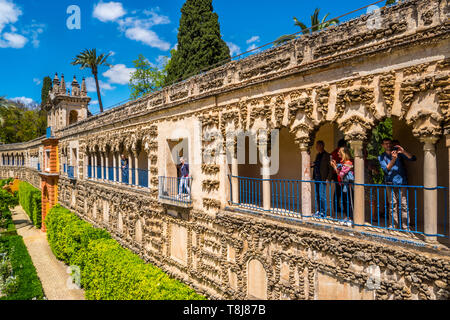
[63,164,66,173]
[131,169,136,185]
[103,166,107,180]
[68,166,75,179]
[138,169,148,188]
[108,167,114,182]
[361,183,448,237]
[159,176,192,204]
[122,167,129,184]
[229,176,448,238]
[96,165,102,179]
[37,163,41,172]
[115,166,119,182]
[87,165,92,178]
[46,127,51,138]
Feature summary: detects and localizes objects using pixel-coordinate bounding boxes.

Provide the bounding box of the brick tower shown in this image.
[40,73,91,231]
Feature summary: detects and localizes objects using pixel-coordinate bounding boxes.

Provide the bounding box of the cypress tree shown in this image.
[165,0,230,85]
[40,76,52,109]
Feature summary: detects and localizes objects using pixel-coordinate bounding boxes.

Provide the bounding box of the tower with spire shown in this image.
[45,73,91,131]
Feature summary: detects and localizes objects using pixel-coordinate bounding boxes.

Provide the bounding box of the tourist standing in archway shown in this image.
[331,146,354,223]
[378,138,417,230]
[311,141,333,217]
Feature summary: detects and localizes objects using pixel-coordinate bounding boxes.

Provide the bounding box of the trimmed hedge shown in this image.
[18,182,42,229]
[0,234,44,300]
[45,205,206,300]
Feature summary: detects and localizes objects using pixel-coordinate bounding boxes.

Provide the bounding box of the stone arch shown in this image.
[135,218,143,244]
[118,212,123,234]
[69,110,78,125]
[246,258,268,300]
[103,199,110,224]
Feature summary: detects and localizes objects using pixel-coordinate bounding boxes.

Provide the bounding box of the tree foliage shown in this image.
[0,98,46,144]
[129,54,167,99]
[71,49,112,113]
[165,0,230,86]
[40,76,52,109]
[274,8,339,46]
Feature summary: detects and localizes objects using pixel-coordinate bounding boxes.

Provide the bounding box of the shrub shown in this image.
[0,235,44,300]
[45,205,111,266]
[45,205,206,300]
[0,189,18,211]
[18,182,42,228]
[0,178,13,188]
[82,238,205,300]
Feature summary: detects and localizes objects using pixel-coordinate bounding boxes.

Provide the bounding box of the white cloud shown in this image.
[125,27,170,50]
[226,42,241,56]
[0,32,27,48]
[246,43,261,52]
[90,100,99,105]
[11,96,34,105]
[85,77,116,92]
[0,0,21,33]
[94,3,171,51]
[246,36,260,44]
[102,64,135,85]
[33,78,41,85]
[0,2,45,49]
[93,1,126,22]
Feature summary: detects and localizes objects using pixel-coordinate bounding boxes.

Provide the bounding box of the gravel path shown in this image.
[11,206,85,300]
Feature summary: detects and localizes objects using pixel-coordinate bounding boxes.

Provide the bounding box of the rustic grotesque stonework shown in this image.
[1,0,449,300]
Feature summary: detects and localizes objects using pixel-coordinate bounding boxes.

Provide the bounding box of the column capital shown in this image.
[349,140,364,158]
[420,136,439,150]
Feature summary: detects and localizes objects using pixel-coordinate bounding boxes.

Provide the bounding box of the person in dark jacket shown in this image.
[178,157,191,197]
[311,141,333,216]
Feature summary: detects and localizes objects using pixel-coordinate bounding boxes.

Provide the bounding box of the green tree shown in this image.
[274,8,339,46]
[367,118,393,184]
[71,49,112,113]
[165,0,230,86]
[40,76,52,109]
[385,0,397,5]
[129,54,166,99]
[0,99,46,144]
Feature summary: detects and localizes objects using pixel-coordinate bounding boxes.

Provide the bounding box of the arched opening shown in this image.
[310,123,348,222]
[236,133,263,209]
[69,110,78,125]
[364,117,448,239]
[137,147,149,188]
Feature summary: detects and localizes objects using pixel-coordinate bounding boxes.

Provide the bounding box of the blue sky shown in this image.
[0,0,380,114]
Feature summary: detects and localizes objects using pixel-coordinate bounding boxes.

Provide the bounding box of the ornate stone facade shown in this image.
[1,0,449,300]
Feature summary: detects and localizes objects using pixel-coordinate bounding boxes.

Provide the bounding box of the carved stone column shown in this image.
[259,133,271,211]
[134,152,139,187]
[229,137,239,205]
[94,153,98,180]
[100,152,105,180]
[421,136,439,243]
[350,140,365,228]
[128,154,133,185]
[300,143,312,219]
[119,153,123,183]
[113,152,117,182]
[147,151,152,188]
[105,152,110,181]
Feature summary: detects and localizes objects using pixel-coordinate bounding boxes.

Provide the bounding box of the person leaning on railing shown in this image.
[178,157,190,198]
[378,138,417,230]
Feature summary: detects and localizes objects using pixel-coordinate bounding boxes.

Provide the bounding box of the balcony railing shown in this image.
[67,166,76,179]
[229,176,448,239]
[159,176,192,204]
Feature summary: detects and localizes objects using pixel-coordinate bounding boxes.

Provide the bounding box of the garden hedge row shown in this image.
[18,181,41,228]
[45,205,205,300]
[0,233,44,300]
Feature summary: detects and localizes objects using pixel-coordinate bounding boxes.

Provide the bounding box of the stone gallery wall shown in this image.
[55,177,449,300]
